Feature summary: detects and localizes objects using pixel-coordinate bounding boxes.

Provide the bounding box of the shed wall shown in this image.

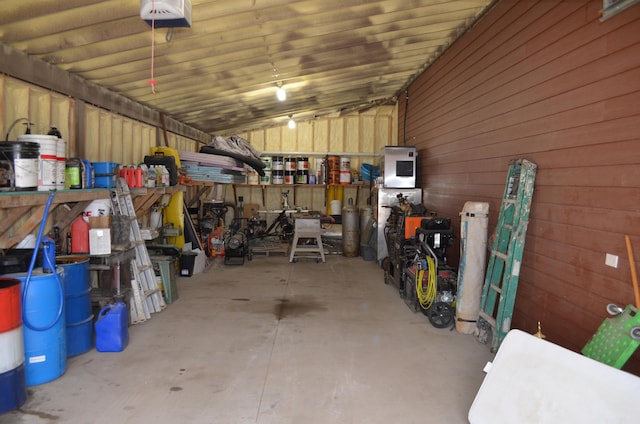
[400,0,640,374]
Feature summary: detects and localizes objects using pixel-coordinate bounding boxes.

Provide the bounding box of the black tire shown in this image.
[427,302,454,328]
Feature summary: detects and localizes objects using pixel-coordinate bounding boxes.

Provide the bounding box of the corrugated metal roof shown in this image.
[0,0,492,135]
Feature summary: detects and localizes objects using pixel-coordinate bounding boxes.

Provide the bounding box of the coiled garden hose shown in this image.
[416,256,437,310]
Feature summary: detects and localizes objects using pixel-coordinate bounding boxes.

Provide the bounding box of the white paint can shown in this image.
[17,134,58,191]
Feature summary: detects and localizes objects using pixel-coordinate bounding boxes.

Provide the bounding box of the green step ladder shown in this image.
[477,159,537,352]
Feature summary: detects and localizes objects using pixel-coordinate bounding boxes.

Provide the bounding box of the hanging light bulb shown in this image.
[288,115,296,129]
[276,83,287,101]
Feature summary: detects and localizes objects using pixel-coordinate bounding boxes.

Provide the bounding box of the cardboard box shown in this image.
[89,215,111,229]
[89,228,111,255]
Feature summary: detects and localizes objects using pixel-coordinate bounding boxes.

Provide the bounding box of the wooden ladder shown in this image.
[477,159,537,352]
[112,178,166,323]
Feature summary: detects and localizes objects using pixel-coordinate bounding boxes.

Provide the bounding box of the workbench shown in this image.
[0,186,182,250]
[0,187,182,309]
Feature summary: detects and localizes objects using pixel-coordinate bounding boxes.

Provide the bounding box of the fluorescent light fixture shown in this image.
[277,86,287,101]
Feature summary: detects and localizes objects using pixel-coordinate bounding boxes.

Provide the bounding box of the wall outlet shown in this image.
[605,253,618,268]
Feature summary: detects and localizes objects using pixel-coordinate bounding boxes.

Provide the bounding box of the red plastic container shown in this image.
[134,166,144,188]
[71,215,90,254]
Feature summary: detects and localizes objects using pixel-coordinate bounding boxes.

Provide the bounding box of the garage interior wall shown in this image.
[1,71,396,227]
[229,106,397,212]
[0,73,203,238]
[0,75,202,161]
[400,0,640,374]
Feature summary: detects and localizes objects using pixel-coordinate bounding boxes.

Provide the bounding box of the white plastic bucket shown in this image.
[0,141,39,191]
[330,200,342,215]
[18,135,58,191]
[83,199,111,222]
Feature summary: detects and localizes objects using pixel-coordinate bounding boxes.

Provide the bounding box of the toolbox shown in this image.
[144,151,179,186]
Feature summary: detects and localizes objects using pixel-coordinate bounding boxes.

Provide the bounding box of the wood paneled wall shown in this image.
[400,0,640,374]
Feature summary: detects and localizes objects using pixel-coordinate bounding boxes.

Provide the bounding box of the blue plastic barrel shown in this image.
[57,256,93,357]
[0,277,26,413]
[9,268,66,386]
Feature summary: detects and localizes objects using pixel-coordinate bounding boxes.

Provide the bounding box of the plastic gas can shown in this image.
[71,214,90,254]
[95,302,129,352]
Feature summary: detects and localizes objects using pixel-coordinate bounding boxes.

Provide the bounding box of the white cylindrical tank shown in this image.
[455,201,489,334]
[341,200,360,257]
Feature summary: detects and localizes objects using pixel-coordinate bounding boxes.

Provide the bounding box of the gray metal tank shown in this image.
[341,199,360,257]
[359,206,374,245]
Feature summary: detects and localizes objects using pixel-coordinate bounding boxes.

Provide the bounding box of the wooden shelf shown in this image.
[129,186,183,219]
[0,189,112,249]
[0,188,111,207]
[0,186,184,249]
[231,183,365,207]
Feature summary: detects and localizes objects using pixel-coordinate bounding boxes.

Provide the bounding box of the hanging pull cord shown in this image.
[148,0,158,93]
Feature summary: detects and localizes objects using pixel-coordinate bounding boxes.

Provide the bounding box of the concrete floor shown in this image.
[2,254,494,424]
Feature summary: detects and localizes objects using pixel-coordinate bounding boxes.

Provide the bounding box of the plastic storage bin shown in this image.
[179,252,197,277]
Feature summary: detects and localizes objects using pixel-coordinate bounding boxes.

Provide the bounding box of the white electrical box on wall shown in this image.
[140,0,192,28]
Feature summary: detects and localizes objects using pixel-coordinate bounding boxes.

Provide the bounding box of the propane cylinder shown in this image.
[341,198,360,257]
